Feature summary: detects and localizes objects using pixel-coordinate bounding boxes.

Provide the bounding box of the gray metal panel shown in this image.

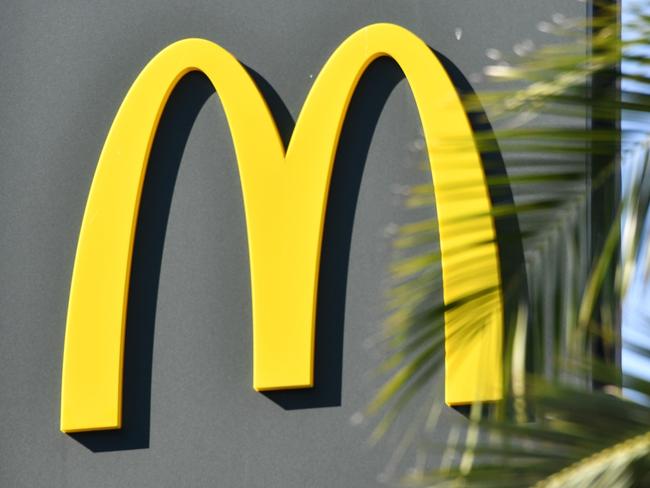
[0,1,587,486]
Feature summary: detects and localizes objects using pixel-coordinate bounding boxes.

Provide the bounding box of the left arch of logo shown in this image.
[61,23,503,433]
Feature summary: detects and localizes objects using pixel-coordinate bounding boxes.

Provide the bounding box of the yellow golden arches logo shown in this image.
[61,23,503,433]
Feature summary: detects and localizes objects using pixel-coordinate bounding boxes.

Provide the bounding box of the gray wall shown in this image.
[0,1,587,486]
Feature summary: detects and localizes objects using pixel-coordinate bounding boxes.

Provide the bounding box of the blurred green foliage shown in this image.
[369,2,650,486]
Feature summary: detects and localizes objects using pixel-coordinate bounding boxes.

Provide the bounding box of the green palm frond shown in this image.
[367,3,650,486]
[419,383,650,488]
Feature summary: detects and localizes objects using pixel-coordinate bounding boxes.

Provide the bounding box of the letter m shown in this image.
[61,24,503,432]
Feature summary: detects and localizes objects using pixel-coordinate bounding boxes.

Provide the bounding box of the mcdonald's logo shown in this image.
[60,23,503,433]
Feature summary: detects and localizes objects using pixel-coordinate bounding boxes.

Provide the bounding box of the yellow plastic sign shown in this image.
[61,23,503,433]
